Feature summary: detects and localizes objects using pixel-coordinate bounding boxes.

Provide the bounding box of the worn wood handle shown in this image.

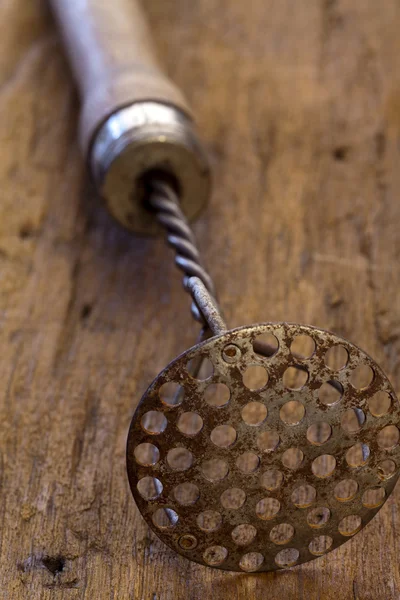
[50,0,191,154]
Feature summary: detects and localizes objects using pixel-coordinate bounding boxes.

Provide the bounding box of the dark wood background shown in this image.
[1,0,400,597]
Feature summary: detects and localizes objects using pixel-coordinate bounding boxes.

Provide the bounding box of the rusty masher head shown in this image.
[127,279,400,573]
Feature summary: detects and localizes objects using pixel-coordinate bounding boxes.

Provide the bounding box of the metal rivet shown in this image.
[178,534,198,550]
[222,344,241,363]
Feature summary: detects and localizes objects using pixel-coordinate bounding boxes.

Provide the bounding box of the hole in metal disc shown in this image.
[141,411,168,435]
[362,487,386,508]
[203,545,228,566]
[231,524,257,546]
[341,408,366,434]
[261,469,284,491]
[312,455,336,478]
[282,366,308,390]
[187,357,214,381]
[202,458,229,482]
[290,334,315,359]
[210,425,237,448]
[255,497,281,520]
[177,412,203,436]
[204,383,231,407]
[220,488,246,510]
[377,459,396,480]
[152,508,179,529]
[270,523,295,545]
[334,479,358,502]
[291,484,316,508]
[282,448,304,470]
[377,425,400,450]
[239,552,264,572]
[275,548,299,568]
[253,332,279,358]
[257,430,280,452]
[309,535,333,556]
[280,400,305,426]
[137,476,163,500]
[167,447,193,471]
[307,422,332,446]
[349,365,374,390]
[242,365,269,390]
[325,345,349,371]
[236,452,260,474]
[346,443,370,467]
[307,507,331,528]
[241,402,268,426]
[210,424,237,448]
[368,391,392,417]
[197,510,222,532]
[338,515,362,536]
[159,381,184,407]
[173,482,200,506]
[318,381,343,406]
[134,443,160,466]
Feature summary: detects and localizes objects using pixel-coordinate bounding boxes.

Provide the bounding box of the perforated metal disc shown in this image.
[126,323,400,572]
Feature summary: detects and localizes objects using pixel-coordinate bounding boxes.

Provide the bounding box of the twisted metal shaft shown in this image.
[148,179,217,323]
[147,179,341,392]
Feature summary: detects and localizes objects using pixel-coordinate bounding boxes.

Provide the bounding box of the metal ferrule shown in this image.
[89,102,211,234]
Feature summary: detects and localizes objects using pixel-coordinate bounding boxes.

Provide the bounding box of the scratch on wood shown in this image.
[313,253,396,273]
[0,35,57,97]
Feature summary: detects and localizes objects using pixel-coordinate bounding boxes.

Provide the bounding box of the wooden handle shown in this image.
[50,0,191,154]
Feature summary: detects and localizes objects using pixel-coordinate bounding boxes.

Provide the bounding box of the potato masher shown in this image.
[50,0,400,573]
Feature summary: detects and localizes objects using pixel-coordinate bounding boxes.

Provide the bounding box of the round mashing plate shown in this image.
[126,323,400,572]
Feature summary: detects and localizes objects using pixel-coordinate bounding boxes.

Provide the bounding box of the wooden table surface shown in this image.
[1,0,400,598]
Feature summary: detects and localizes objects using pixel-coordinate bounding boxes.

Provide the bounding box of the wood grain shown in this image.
[1,0,400,598]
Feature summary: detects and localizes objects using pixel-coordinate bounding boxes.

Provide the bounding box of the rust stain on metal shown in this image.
[126,322,400,572]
